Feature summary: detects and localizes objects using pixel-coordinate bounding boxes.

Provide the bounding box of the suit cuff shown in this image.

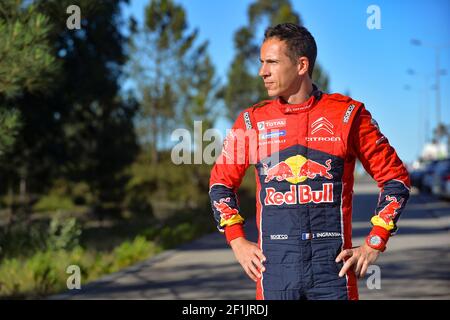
[224,224,245,244]
[370,225,391,243]
[366,226,391,252]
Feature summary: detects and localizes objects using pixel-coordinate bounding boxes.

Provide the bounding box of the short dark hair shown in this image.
[264,23,317,77]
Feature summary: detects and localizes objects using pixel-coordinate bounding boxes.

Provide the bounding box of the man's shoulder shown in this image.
[236,99,274,118]
[235,100,272,116]
[323,92,364,110]
[324,93,364,114]
[250,99,274,110]
[233,100,274,129]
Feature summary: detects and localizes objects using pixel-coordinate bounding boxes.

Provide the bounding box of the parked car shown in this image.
[445,178,450,200]
[410,168,426,190]
[420,160,440,193]
[431,158,450,199]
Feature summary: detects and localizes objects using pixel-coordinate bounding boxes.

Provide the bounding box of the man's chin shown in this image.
[266,89,278,97]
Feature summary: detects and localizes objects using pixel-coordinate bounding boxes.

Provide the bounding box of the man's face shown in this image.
[259,38,304,98]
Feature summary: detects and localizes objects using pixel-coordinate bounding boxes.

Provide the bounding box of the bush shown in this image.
[110,236,160,271]
[0,237,161,299]
[0,247,85,298]
[0,220,46,259]
[46,216,82,251]
[33,194,75,213]
[0,214,82,259]
[0,171,218,298]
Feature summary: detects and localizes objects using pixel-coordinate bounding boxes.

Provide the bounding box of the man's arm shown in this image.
[209,111,266,281]
[337,105,411,278]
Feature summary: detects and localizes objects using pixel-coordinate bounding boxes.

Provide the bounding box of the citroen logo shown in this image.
[311,117,334,135]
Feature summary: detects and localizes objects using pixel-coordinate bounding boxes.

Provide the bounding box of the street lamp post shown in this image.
[406,69,433,156]
[411,39,449,128]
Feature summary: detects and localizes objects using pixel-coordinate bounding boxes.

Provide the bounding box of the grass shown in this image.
[0,206,217,299]
[0,167,256,299]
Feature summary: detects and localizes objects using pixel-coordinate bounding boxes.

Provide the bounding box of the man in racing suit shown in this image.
[209,23,410,300]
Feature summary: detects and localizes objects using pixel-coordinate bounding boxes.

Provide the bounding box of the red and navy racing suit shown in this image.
[209,87,410,300]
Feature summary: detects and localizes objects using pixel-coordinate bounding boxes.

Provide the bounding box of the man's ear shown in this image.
[297,56,309,76]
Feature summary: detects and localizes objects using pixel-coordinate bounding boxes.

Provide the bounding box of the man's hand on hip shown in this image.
[335,243,381,278]
[230,237,266,282]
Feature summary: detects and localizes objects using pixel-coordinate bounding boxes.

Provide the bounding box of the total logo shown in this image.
[257,118,286,130]
[262,155,332,184]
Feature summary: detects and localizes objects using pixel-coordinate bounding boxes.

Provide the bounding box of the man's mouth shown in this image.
[264,82,274,87]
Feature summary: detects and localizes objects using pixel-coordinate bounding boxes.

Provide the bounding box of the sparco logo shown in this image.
[264,184,333,205]
[270,234,288,240]
[311,117,334,135]
[243,112,252,129]
[343,104,355,123]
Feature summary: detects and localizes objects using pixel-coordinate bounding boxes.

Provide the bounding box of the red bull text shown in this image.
[265,183,333,205]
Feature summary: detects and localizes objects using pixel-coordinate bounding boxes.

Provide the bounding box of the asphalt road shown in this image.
[51,183,450,300]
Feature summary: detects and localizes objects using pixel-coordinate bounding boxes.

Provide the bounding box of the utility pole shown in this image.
[411,39,450,157]
[411,39,449,128]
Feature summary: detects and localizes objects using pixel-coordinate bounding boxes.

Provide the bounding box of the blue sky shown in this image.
[122,0,450,163]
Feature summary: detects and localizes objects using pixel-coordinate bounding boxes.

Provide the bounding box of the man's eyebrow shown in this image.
[260,58,279,63]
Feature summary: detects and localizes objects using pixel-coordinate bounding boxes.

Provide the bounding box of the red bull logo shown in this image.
[213,197,238,220]
[263,155,333,183]
[265,183,333,205]
[263,162,296,183]
[299,159,333,179]
[378,195,403,224]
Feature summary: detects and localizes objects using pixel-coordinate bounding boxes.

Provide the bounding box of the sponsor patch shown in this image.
[305,136,341,142]
[243,112,252,130]
[262,156,333,184]
[264,184,334,205]
[302,232,342,240]
[259,130,286,140]
[343,104,355,123]
[270,234,288,240]
[257,118,286,130]
[259,139,285,146]
[311,117,334,135]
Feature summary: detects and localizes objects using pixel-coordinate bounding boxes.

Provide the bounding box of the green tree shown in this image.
[180,41,219,132]
[1,0,137,219]
[0,0,60,156]
[126,0,219,217]
[224,0,330,120]
[129,0,219,163]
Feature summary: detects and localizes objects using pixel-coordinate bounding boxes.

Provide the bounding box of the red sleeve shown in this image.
[350,105,410,248]
[209,110,254,244]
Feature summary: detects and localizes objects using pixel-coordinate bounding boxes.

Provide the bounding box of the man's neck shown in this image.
[281,78,314,104]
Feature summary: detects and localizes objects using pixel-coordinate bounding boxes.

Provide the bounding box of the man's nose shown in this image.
[259,64,269,77]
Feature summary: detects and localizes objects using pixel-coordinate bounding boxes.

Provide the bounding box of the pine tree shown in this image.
[0,0,60,156]
[224,0,330,120]
[129,0,219,163]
